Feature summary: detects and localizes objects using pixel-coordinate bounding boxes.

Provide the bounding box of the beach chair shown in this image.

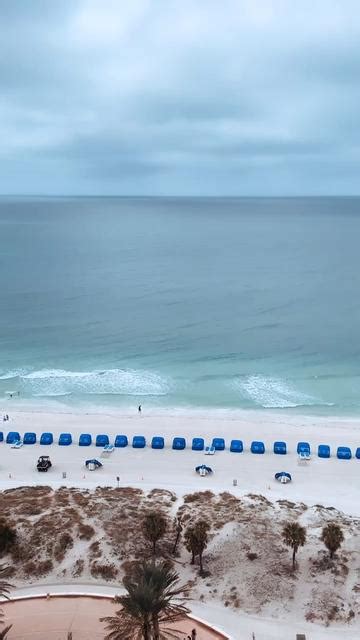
[192,437,204,451]
[11,439,23,449]
[151,436,165,449]
[204,445,215,455]
[230,439,243,453]
[23,432,36,444]
[199,466,206,476]
[212,437,225,451]
[40,432,53,445]
[251,441,265,454]
[172,437,186,450]
[96,434,109,447]
[6,431,21,444]
[337,446,351,460]
[273,441,287,455]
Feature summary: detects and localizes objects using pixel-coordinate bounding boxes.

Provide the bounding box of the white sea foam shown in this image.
[235,374,319,408]
[6,368,171,397]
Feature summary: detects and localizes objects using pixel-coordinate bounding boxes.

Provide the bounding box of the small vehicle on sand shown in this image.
[37,456,52,472]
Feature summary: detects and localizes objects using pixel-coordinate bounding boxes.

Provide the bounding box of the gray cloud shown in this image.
[0,0,360,195]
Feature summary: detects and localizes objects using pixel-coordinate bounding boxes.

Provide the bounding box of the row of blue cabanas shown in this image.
[0,431,359,458]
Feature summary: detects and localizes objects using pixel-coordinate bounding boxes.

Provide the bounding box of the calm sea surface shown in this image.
[1,196,360,415]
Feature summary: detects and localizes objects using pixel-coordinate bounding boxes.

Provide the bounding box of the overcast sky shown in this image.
[1,0,360,196]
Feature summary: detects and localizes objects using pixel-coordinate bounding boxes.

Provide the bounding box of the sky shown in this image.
[1,0,360,196]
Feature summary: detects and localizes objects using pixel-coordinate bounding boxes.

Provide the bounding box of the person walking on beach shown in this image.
[138,404,142,414]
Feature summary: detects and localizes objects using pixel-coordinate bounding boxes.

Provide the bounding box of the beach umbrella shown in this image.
[85,459,102,468]
[275,471,292,483]
[195,464,213,474]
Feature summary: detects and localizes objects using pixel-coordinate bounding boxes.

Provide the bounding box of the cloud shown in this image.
[0,0,360,195]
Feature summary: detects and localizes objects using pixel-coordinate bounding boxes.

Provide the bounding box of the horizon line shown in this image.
[1,194,360,199]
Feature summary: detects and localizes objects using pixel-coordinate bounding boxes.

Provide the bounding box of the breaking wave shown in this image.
[234,374,329,409]
[0,368,171,397]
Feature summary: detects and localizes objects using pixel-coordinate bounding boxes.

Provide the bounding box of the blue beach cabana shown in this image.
[273,441,287,455]
[0,432,3,442]
[151,436,165,449]
[172,437,186,450]
[356,447,360,459]
[212,437,225,451]
[79,434,92,446]
[96,434,109,447]
[40,432,53,445]
[251,440,265,454]
[337,446,351,460]
[230,439,243,453]
[23,432,36,444]
[115,435,128,448]
[58,433,72,446]
[297,441,311,454]
[6,431,21,444]
[192,437,204,451]
[132,435,146,448]
[318,444,330,458]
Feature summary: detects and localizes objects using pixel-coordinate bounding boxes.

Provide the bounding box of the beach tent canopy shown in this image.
[273,441,287,455]
[192,437,204,451]
[337,446,352,460]
[23,432,36,444]
[115,435,128,448]
[85,458,102,468]
[79,434,92,446]
[151,436,164,449]
[212,437,225,451]
[356,447,360,459]
[195,464,213,474]
[96,434,109,447]
[318,444,330,458]
[230,439,243,453]
[58,433,72,446]
[40,432,53,445]
[0,432,3,442]
[275,471,292,482]
[132,435,146,448]
[251,440,265,454]
[6,431,21,444]
[297,441,311,454]
[172,437,186,450]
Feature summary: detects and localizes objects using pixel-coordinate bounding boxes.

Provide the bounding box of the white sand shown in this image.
[0,407,359,514]
[1,406,359,640]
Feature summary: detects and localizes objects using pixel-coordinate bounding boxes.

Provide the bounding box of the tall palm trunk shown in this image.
[199,551,204,575]
[151,613,160,640]
[292,547,296,568]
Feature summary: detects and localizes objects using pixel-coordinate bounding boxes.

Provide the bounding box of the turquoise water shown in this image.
[1,196,360,414]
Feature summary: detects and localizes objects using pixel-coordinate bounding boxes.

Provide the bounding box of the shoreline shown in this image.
[2,398,360,424]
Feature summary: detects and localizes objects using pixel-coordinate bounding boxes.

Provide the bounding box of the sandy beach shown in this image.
[0,406,359,514]
[0,406,359,640]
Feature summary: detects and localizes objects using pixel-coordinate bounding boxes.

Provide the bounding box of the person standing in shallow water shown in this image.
[138,404,141,414]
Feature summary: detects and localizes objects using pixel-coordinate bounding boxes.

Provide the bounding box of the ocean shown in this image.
[0,196,360,415]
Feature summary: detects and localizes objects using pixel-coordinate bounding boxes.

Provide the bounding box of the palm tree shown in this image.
[321,523,344,559]
[184,520,210,575]
[0,564,13,638]
[172,516,183,556]
[101,561,190,640]
[142,512,168,557]
[282,521,306,569]
[0,523,16,555]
